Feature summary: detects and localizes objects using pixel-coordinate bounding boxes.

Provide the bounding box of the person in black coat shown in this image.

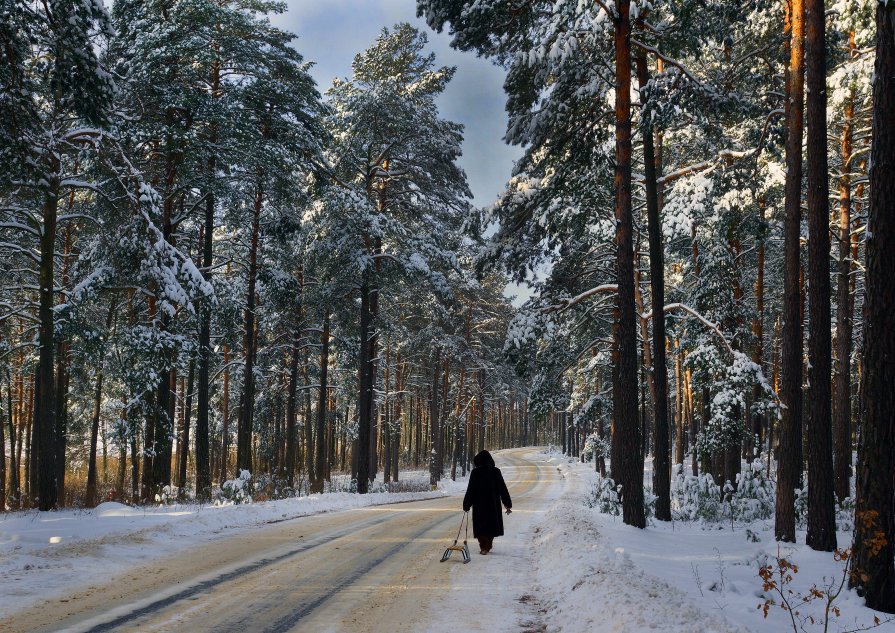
[462,449,512,554]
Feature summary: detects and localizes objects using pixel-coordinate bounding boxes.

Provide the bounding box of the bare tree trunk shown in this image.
[775,0,805,544]
[851,0,895,612]
[634,52,670,521]
[610,0,645,529]
[804,0,836,552]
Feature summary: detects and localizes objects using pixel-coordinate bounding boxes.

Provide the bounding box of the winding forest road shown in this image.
[5,448,561,633]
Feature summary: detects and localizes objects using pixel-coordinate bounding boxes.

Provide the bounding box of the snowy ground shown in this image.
[0,469,451,620]
[2,453,890,633]
[534,451,891,633]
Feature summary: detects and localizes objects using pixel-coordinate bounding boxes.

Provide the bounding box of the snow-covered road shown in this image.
[4,449,809,633]
[1,449,560,633]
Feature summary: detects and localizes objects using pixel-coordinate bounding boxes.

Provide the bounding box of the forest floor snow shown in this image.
[535,451,890,633]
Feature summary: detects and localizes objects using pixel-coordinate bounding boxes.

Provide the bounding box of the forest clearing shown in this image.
[2,0,894,631]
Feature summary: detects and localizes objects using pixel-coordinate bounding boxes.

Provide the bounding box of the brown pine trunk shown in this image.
[611,0,645,528]
[775,0,805,544]
[851,0,895,612]
[804,0,836,552]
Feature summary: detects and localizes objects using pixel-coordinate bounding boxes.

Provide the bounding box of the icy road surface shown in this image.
[3,449,560,633]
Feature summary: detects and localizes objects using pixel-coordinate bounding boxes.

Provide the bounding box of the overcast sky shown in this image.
[271,0,522,208]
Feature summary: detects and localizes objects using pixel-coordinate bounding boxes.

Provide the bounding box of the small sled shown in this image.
[440,511,471,564]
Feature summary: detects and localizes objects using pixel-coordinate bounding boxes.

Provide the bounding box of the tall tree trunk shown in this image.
[393,353,402,483]
[368,238,382,481]
[804,0,836,552]
[6,376,17,507]
[236,175,262,474]
[130,426,138,503]
[428,347,441,488]
[220,345,230,483]
[851,0,895,612]
[285,332,300,488]
[674,344,684,465]
[177,356,195,495]
[635,52,670,522]
[752,202,766,458]
[149,151,178,498]
[195,187,215,500]
[35,171,59,510]
[194,54,220,499]
[116,421,126,502]
[312,312,330,493]
[85,299,117,507]
[357,277,373,493]
[833,40,856,505]
[611,0,645,529]
[303,354,314,483]
[54,346,68,507]
[775,0,805,543]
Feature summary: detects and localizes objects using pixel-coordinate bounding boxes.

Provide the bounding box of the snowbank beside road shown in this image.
[531,454,740,633]
[536,452,888,633]
[0,478,451,619]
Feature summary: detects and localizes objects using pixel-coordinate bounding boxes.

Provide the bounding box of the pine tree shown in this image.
[322,24,470,492]
[0,0,115,510]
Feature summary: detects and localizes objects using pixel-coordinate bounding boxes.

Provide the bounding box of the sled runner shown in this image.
[440,511,471,564]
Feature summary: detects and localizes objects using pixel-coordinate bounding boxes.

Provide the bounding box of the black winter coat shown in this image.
[463,465,512,538]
